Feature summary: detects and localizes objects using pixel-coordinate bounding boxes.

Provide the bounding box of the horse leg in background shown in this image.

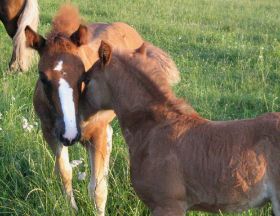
[10,0,39,71]
[85,123,113,216]
[41,123,78,211]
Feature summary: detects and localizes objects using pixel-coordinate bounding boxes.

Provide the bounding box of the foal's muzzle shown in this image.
[55,116,81,146]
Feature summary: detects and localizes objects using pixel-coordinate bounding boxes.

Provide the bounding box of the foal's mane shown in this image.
[114,46,196,116]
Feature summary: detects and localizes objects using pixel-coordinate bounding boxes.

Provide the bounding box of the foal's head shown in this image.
[24,23,88,146]
[83,41,174,110]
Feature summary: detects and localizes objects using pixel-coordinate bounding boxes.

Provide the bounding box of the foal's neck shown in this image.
[108,69,197,134]
[110,79,156,131]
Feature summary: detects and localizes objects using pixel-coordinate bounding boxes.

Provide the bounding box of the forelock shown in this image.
[46,34,77,54]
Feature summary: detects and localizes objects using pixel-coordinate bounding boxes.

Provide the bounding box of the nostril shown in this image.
[56,116,81,146]
[69,133,81,145]
[59,133,80,146]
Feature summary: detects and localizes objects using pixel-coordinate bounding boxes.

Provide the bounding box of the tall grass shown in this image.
[0,0,279,215]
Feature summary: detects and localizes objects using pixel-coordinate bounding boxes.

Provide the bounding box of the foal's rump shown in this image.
[144,42,180,85]
[88,22,143,48]
[86,22,180,85]
[178,112,280,212]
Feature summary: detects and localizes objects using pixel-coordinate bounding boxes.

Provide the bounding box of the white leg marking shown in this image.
[57,144,72,173]
[56,144,78,211]
[106,125,113,149]
[87,126,113,216]
[95,125,113,216]
[88,148,96,201]
[54,60,63,71]
[104,125,113,176]
[58,78,78,142]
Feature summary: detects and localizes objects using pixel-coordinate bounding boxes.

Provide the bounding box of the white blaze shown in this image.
[58,78,78,142]
[54,60,63,71]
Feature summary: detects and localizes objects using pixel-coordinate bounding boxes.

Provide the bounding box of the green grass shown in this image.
[0,0,280,215]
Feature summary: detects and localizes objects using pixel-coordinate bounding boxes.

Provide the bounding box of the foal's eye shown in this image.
[40,77,48,84]
[83,77,90,85]
[39,72,49,85]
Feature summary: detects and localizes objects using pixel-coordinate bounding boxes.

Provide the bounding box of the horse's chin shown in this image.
[59,134,81,147]
[61,140,77,147]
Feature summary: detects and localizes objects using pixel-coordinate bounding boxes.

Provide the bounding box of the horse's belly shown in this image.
[182,137,270,211]
[188,176,270,213]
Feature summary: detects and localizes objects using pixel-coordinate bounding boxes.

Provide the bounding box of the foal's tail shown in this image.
[145,43,181,86]
[10,0,39,71]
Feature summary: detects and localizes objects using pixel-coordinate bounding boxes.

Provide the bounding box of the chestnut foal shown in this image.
[24,5,180,215]
[83,41,280,216]
[0,0,39,71]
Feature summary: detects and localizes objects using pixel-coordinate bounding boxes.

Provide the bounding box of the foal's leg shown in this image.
[41,125,78,211]
[271,195,280,216]
[269,179,280,216]
[81,110,115,215]
[56,143,78,211]
[86,124,112,216]
[95,125,112,216]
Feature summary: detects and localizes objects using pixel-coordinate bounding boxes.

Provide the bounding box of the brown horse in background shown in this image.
[0,0,39,71]
[24,5,180,215]
[83,41,280,216]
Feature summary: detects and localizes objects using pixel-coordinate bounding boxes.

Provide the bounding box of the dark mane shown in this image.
[114,47,197,116]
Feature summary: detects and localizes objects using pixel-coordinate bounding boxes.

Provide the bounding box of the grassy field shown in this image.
[1,0,280,215]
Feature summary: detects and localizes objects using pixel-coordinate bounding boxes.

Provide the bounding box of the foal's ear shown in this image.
[98,41,112,66]
[25,26,46,52]
[135,43,147,55]
[70,24,89,46]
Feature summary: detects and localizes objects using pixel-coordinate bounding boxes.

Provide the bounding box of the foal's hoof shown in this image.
[97,210,105,216]
[71,199,78,212]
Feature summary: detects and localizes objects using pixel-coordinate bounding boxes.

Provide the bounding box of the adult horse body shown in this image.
[0,0,39,71]
[24,5,180,215]
[84,41,280,216]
